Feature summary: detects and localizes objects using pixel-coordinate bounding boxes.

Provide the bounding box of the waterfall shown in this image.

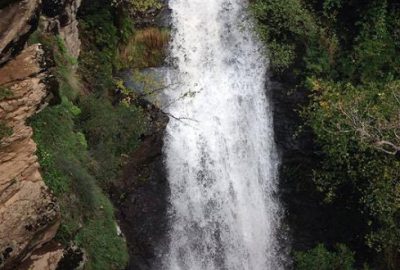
[162,0,282,269]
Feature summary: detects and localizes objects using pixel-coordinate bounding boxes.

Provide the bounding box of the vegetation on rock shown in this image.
[252,0,400,268]
[0,121,12,141]
[295,244,355,270]
[0,86,12,101]
[28,0,158,267]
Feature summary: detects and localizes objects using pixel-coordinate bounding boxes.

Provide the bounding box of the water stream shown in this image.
[162,0,282,269]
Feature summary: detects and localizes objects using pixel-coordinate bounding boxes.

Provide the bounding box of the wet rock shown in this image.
[271,79,368,255]
[154,5,172,28]
[111,102,169,270]
[118,67,177,107]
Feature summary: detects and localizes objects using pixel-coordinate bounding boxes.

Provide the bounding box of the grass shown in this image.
[0,121,12,142]
[27,1,161,267]
[117,27,170,69]
[29,34,130,269]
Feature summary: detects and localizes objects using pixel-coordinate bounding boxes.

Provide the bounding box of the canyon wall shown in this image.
[0,0,81,268]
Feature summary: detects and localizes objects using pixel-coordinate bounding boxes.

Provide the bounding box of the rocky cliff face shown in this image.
[41,0,82,59]
[111,101,169,270]
[0,0,81,268]
[0,0,40,65]
[271,78,368,256]
[0,43,60,270]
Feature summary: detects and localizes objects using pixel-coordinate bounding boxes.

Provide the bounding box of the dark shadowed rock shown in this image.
[154,5,172,28]
[271,80,370,259]
[111,101,169,270]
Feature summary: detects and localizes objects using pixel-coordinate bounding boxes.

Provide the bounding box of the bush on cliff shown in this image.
[252,0,400,268]
[30,7,150,270]
[295,244,355,270]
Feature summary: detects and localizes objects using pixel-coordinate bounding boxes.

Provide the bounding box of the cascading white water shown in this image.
[162,0,282,269]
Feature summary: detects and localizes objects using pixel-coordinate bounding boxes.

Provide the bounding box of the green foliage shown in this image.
[26,0,158,268]
[75,191,128,270]
[31,99,79,195]
[0,121,12,141]
[31,96,129,269]
[252,0,400,268]
[112,0,162,14]
[305,79,400,266]
[78,96,147,186]
[29,2,154,267]
[78,1,119,94]
[29,15,141,268]
[129,0,162,13]
[0,86,13,101]
[117,13,135,44]
[295,244,355,270]
[78,0,148,186]
[30,32,80,99]
[350,2,399,83]
[251,0,319,72]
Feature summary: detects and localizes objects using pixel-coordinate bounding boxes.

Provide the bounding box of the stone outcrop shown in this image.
[0,44,60,269]
[16,242,64,270]
[0,0,40,65]
[59,0,82,59]
[0,0,84,267]
[41,0,82,59]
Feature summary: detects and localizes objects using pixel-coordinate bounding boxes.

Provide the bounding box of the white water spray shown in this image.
[162,0,282,269]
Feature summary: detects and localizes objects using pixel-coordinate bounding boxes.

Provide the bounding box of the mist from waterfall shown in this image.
[161,0,283,269]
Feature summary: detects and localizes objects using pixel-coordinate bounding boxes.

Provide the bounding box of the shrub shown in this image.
[304,77,400,257]
[78,1,119,94]
[295,244,355,270]
[31,95,130,270]
[29,13,131,268]
[78,95,147,186]
[0,121,12,141]
[116,27,170,69]
[251,0,319,73]
[112,0,162,14]
[252,0,400,268]
[75,190,128,270]
[0,86,13,101]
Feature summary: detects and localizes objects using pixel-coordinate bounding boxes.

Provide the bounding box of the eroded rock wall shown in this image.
[0,44,60,270]
[0,0,40,65]
[0,0,82,268]
[112,102,169,270]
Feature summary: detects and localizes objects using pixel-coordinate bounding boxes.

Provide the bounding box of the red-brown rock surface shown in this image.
[0,0,40,64]
[0,44,60,269]
[16,242,64,270]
